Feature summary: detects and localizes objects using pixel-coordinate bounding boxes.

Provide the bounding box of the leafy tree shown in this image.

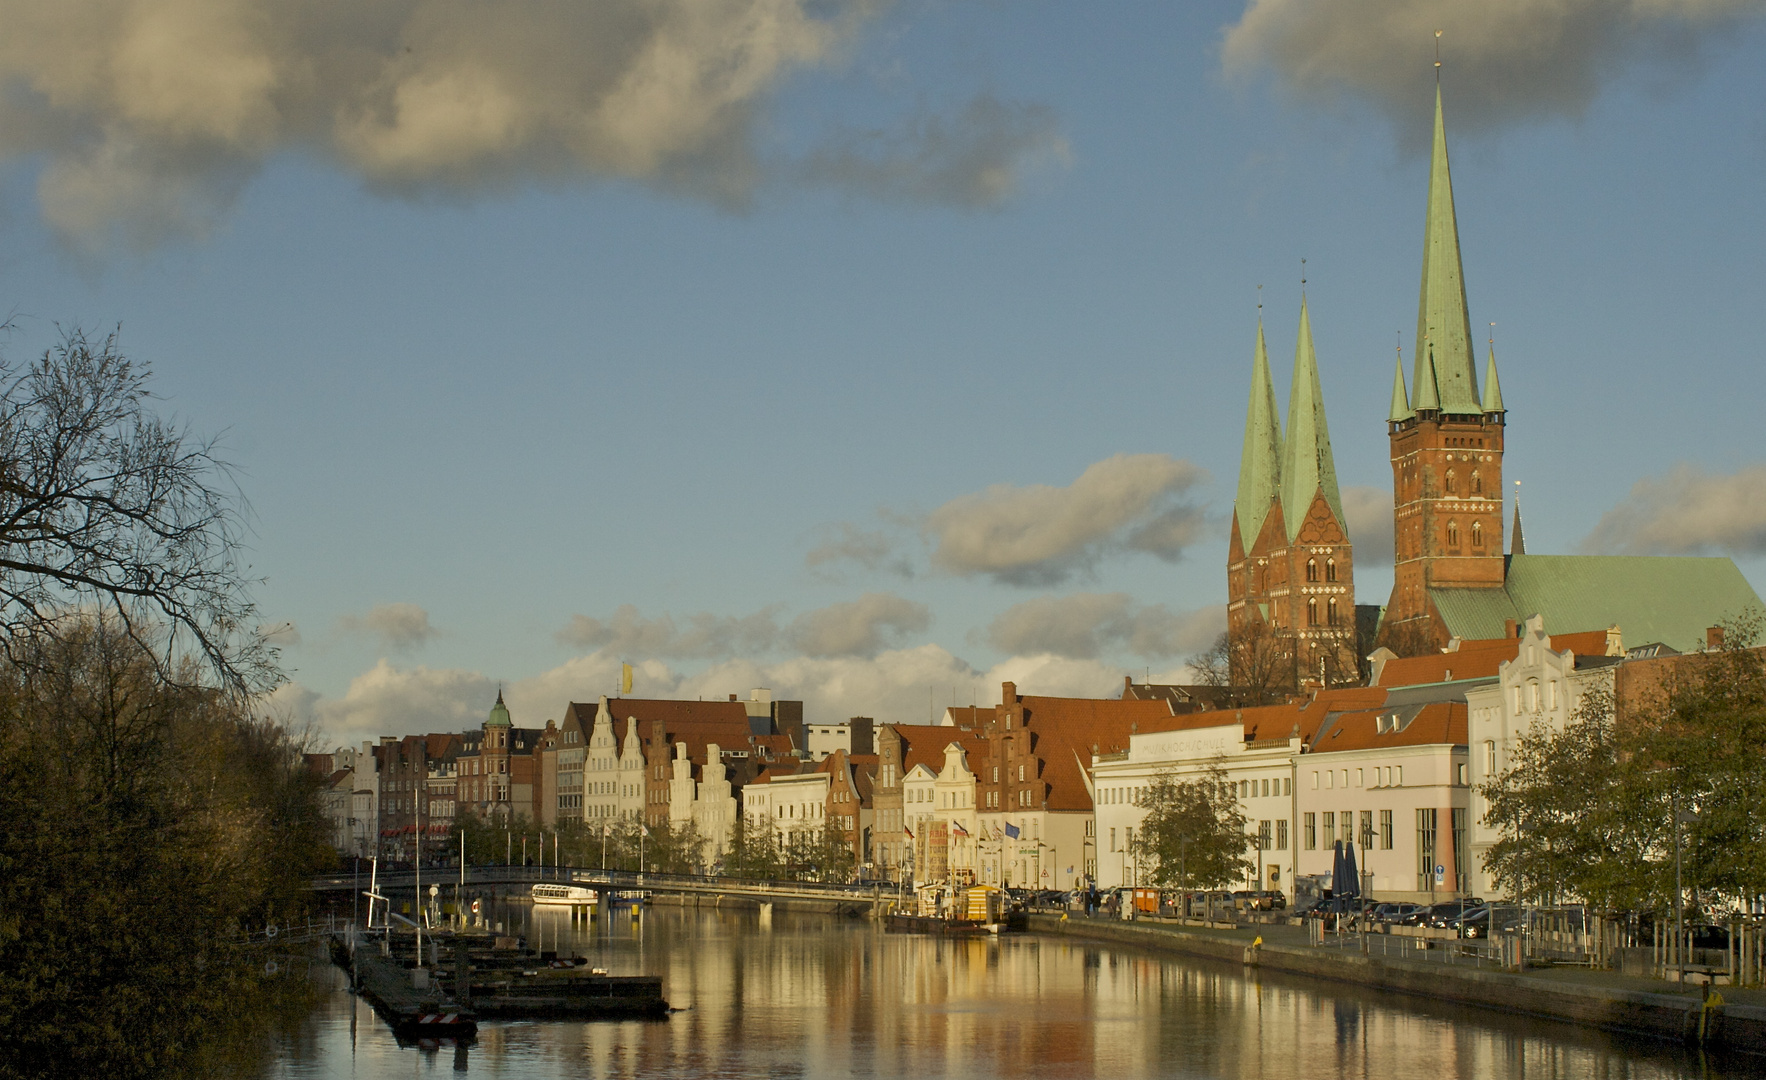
[723,814,785,880]
[1131,763,1252,889]
[813,814,858,883]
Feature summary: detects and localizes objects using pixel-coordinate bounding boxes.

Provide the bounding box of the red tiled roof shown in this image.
[1310,701,1467,753]
[607,697,753,766]
[1018,695,1174,812]
[1377,630,1614,687]
[889,723,966,776]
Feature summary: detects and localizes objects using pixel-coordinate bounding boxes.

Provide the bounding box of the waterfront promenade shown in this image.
[1036,913,1766,1054]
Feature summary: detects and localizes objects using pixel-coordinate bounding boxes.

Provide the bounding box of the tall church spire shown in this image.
[1280,297,1344,539]
[1481,340,1505,413]
[1234,318,1283,548]
[1413,84,1480,414]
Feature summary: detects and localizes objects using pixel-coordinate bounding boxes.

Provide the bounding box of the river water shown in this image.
[258,903,1743,1080]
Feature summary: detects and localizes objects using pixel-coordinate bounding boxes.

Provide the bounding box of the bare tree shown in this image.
[0,328,270,692]
[1187,619,1295,706]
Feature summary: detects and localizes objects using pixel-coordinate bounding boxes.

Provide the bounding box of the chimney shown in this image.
[1001,681,1016,705]
[1708,625,1725,651]
[1123,675,1133,696]
[1503,618,1518,639]
[729,694,738,702]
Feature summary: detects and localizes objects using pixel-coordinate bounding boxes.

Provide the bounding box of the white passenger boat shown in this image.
[530,883,599,907]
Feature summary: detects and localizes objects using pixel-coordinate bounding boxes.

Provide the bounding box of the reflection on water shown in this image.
[261,902,1742,1079]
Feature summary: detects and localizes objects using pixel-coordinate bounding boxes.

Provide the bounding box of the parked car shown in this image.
[1457,905,1527,939]
[1370,902,1421,925]
[1188,891,1237,919]
[1231,890,1265,911]
[1308,896,1370,931]
[1254,890,1288,910]
[1423,899,1485,929]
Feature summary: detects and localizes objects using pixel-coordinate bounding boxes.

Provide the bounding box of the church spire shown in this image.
[1481,339,1504,413]
[1234,318,1283,548]
[1510,482,1526,556]
[1280,297,1344,539]
[1413,83,1480,413]
[1389,343,1414,422]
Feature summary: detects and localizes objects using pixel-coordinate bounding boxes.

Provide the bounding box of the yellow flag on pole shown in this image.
[621,662,633,694]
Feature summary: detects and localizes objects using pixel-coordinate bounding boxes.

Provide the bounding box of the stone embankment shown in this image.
[1032,914,1766,1054]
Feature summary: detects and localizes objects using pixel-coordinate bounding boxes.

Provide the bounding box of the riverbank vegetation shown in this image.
[0,331,329,1080]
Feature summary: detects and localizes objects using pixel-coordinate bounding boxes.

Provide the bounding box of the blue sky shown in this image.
[0,1,1761,745]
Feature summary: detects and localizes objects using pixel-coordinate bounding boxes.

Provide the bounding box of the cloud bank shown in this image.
[284,644,1135,750]
[986,594,1224,660]
[1581,463,1766,555]
[1341,484,1396,567]
[1221,0,1764,137]
[1,0,1065,248]
[556,592,929,660]
[924,454,1209,586]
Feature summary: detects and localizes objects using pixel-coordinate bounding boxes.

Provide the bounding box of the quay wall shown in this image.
[1030,915,1766,1055]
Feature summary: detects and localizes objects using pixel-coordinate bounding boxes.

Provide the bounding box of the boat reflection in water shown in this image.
[264,904,1741,1079]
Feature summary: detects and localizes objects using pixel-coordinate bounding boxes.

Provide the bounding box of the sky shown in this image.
[0,0,1762,749]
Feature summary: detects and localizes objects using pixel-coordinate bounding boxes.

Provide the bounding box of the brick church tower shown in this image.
[1381,83,1508,652]
[1227,301,1357,688]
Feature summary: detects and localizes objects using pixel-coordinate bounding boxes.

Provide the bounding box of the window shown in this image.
[1324,770,1333,790]
[1326,558,1338,582]
[1284,778,1291,796]
[992,766,999,782]
[1452,808,1468,891]
[1356,768,1364,787]
[1380,809,1393,850]
[1457,763,1469,785]
[1445,469,1456,495]
[1311,771,1319,790]
[1472,521,1483,548]
[1328,597,1339,626]
[1416,808,1438,891]
[1341,812,1354,844]
[1260,779,1270,798]
[1303,813,1316,850]
[1306,559,1319,582]
[1359,810,1374,849]
[1548,681,1559,710]
[1340,770,1348,788]
[1527,680,1540,711]
[1276,819,1289,850]
[1018,764,1026,782]
[1471,471,1483,495]
[1321,812,1334,842]
[1307,598,1319,626]
[1484,740,1496,775]
[1395,766,1403,786]
[1447,520,1460,547]
[1257,820,1272,849]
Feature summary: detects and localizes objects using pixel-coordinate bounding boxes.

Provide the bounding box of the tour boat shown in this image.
[530,883,599,907]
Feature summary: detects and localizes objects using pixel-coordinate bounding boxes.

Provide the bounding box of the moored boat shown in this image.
[530,883,599,907]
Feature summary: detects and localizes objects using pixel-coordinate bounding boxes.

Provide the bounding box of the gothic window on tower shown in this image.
[1472,521,1483,549]
[1306,559,1318,583]
[1447,520,1460,549]
[1327,597,1339,626]
[1326,557,1337,582]
[1445,470,1457,495]
[1307,598,1318,626]
[1471,471,1483,495]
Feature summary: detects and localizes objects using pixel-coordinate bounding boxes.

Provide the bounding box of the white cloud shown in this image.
[986,593,1224,660]
[289,643,1145,747]
[1342,484,1395,567]
[0,0,1066,249]
[786,592,930,658]
[339,602,438,651]
[924,453,1209,585]
[554,603,784,658]
[1221,0,1762,139]
[804,521,914,578]
[1581,463,1766,555]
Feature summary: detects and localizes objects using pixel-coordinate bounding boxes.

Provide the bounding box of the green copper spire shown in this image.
[1280,298,1344,540]
[1234,319,1283,549]
[1413,83,1481,413]
[1389,346,1414,422]
[1481,341,1504,413]
[1414,340,1441,412]
[487,689,512,728]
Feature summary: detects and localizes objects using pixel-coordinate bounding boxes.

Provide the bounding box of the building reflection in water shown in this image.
[263,906,1734,1079]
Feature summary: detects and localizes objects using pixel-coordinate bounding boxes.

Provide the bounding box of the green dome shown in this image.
[486,690,512,728]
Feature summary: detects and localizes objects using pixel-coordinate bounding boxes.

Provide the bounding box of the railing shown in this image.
[312,864,897,903]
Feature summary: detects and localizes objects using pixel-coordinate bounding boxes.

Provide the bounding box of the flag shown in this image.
[903,824,914,839]
[602,825,612,837]
[621,662,633,694]
[1005,822,1020,839]
[951,821,968,836]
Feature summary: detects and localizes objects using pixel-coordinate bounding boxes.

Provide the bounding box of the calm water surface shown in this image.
[260,904,1744,1079]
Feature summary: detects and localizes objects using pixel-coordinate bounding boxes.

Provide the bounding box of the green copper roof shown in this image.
[1280,298,1344,540]
[1413,84,1481,414]
[487,690,512,728]
[1234,319,1283,549]
[1429,554,1763,652]
[1481,342,1504,413]
[1389,349,1414,422]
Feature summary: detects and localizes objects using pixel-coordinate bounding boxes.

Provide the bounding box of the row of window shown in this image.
[1306,597,1342,626]
[1303,558,1340,583]
[1303,810,1392,851]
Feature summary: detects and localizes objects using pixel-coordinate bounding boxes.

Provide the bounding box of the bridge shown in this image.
[311,865,905,912]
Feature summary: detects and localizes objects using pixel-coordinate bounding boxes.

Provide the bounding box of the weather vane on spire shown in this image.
[1257,283,1263,316]
[1435,29,1443,71]
[1300,257,1307,292]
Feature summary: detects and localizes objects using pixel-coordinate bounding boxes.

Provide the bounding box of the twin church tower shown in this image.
[1227,82,1510,680]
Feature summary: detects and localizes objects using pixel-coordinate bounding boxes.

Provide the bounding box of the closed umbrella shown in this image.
[1330,840,1345,897]
[1341,842,1360,901]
